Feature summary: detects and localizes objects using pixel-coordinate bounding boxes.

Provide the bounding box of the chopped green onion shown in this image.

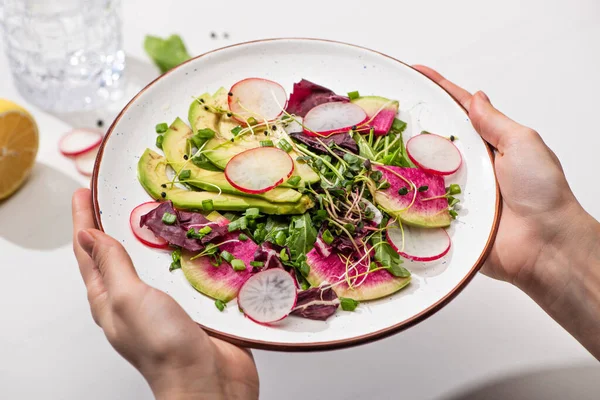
[448,184,461,195]
[179,169,191,180]
[250,261,264,268]
[260,140,274,147]
[275,231,287,246]
[247,117,258,126]
[418,185,429,192]
[155,134,164,149]
[449,209,458,219]
[231,126,242,136]
[238,233,249,241]
[215,299,226,312]
[221,250,234,263]
[278,139,293,153]
[196,128,216,139]
[340,297,359,311]
[202,199,214,212]
[155,122,168,133]
[186,228,196,238]
[347,90,360,100]
[398,187,409,196]
[245,208,260,218]
[171,249,182,263]
[299,261,310,277]
[199,226,212,235]
[169,260,181,272]
[228,216,247,232]
[322,229,334,245]
[286,176,301,186]
[162,212,177,225]
[231,259,246,271]
[279,248,289,261]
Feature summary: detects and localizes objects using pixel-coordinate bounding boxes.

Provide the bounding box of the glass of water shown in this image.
[1,0,126,112]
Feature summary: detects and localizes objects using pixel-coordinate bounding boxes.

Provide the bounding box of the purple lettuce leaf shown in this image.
[253,241,285,270]
[291,287,340,321]
[289,132,358,156]
[286,79,349,117]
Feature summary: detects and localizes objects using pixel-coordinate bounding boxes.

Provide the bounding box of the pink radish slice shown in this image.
[130,202,169,248]
[225,147,294,194]
[228,78,287,124]
[386,221,451,262]
[59,128,103,157]
[303,102,368,137]
[406,133,462,175]
[74,145,99,176]
[238,268,297,324]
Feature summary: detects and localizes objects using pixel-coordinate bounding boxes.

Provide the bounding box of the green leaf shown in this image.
[340,297,359,311]
[285,213,317,261]
[370,231,410,278]
[144,34,191,74]
[353,132,377,160]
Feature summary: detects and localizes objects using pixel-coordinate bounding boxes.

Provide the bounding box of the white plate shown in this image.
[92,38,500,351]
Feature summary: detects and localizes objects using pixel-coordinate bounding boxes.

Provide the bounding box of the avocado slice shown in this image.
[188,92,219,134]
[189,89,320,187]
[163,118,302,204]
[137,148,314,214]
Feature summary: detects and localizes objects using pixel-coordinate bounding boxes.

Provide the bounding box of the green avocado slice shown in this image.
[163,118,302,204]
[137,148,314,214]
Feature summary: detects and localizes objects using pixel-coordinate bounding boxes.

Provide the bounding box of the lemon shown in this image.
[0,99,39,200]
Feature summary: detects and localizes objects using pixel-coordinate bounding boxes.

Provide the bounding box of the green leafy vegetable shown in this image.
[340,297,359,311]
[144,34,191,73]
[285,214,317,261]
[370,231,410,278]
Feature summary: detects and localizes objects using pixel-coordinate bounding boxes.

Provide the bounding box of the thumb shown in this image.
[469,91,524,153]
[77,229,141,292]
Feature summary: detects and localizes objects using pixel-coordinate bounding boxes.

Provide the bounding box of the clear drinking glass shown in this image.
[1,0,126,112]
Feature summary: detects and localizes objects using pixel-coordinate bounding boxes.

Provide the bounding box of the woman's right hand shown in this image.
[413,66,600,358]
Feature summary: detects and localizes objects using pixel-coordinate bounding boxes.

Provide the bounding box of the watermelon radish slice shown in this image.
[386,222,451,262]
[303,102,368,137]
[225,147,294,194]
[406,133,462,175]
[238,268,297,324]
[130,202,169,248]
[305,248,410,301]
[59,128,103,157]
[74,145,99,176]
[373,165,451,228]
[351,96,399,136]
[228,78,287,124]
[180,213,259,302]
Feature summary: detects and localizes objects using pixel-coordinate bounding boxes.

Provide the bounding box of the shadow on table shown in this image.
[48,56,158,130]
[0,163,81,250]
[445,364,600,400]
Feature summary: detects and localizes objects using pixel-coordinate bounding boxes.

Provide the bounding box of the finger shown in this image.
[469,91,525,152]
[77,228,141,294]
[412,65,473,110]
[72,189,101,286]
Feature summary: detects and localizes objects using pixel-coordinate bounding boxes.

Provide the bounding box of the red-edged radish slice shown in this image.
[225,147,294,194]
[228,78,287,124]
[406,133,462,175]
[130,202,169,248]
[387,221,451,262]
[238,268,297,324]
[74,145,99,177]
[303,102,368,137]
[59,128,103,157]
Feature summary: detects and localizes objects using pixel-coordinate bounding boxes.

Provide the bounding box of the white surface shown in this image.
[95,38,497,347]
[1,0,599,398]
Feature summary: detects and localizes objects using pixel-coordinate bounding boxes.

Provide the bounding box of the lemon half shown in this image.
[0,99,39,200]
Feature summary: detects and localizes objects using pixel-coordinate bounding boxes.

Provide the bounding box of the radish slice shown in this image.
[130,202,169,248]
[225,147,294,194]
[303,102,367,137]
[406,133,462,175]
[74,145,99,177]
[228,78,287,124]
[387,222,451,262]
[59,128,103,157]
[238,268,297,324]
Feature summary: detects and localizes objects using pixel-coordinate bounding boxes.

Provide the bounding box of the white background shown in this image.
[1,0,599,398]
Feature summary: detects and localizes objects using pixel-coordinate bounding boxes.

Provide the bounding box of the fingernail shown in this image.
[77,229,95,256]
[477,91,491,103]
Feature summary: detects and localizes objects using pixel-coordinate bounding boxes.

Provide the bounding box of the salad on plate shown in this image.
[126,78,463,325]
